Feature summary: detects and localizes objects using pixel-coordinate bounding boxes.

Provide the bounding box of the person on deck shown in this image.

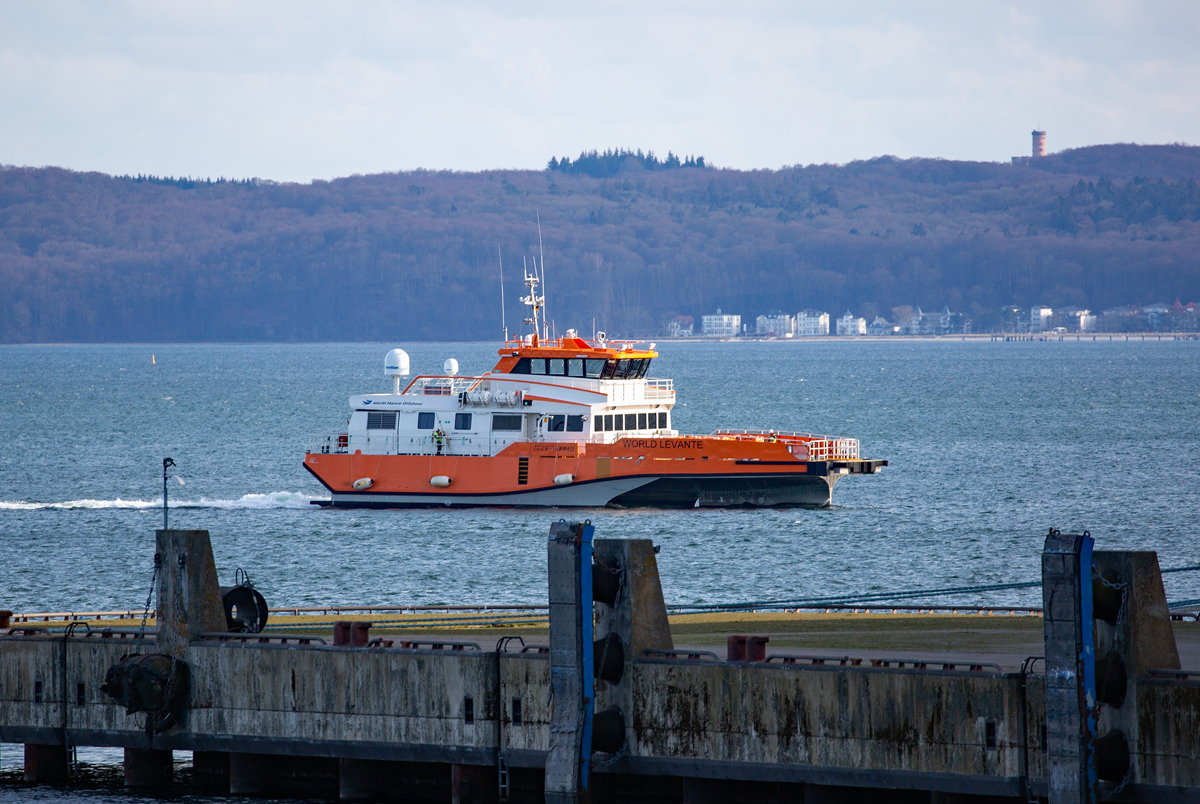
[433,427,447,455]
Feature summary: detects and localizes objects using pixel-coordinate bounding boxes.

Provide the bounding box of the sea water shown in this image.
[2,339,1199,792]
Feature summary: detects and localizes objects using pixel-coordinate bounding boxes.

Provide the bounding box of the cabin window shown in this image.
[568,359,584,377]
[603,415,613,431]
[511,358,530,374]
[567,415,584,432]
[637,359,651,378]
[586,359,606,378]
[367,412,398,429]
[600,360,617,379]
[658,412,668,429]
[530,358,547,375]
[637,413,647,430]
[548,415,566,432]
[492,414,523,431]
[625,414,637,430]
[616,359,632,379]
[454,413,472,430]
[549,358,565,375]
[417,412,435,429]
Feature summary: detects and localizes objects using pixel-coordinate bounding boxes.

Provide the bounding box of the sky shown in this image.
[1,1,1197,182]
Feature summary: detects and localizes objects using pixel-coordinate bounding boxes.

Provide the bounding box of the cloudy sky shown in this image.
[1,1,1196,181]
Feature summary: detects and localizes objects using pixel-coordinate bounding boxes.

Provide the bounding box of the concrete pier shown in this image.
[1,525,1198,803]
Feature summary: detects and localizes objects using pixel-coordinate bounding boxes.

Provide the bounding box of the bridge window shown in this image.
[658,412,668,429]
[492,414,523,431]
[549,358,565,375]
[603,414,613,431]
[567,415,584,432]
[454,413,472,430]
[585,359,605,378]
[602,358,652,380]
[548,415,566,432]
[417,412,435,429]
[568,359,584,377]
[637,413,647,430]
[530,358,546,375]
[367,412,398,429]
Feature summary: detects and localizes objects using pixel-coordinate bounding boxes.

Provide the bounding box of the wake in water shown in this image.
[0,491,329,511]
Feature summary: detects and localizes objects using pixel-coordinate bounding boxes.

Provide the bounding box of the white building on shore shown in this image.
[836,311,867,335]
[702,309,741,337]
[796,310,830,336]
[1031,306,1053,333]
[756,313,795,336]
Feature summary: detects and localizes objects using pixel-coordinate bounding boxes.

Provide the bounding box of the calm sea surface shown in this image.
[2,339,1199,792]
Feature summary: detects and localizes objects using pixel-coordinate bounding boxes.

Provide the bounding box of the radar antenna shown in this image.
[520,256,545,344]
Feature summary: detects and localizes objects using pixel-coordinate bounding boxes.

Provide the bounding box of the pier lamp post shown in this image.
[162,458,175,530]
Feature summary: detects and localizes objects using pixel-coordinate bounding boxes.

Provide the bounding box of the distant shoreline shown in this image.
[1,333,1196,347]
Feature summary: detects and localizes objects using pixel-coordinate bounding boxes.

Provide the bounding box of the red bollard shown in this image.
[746,635,770,662]
[333,621,353,646]
[351,621,372,646]
[727,635,747,661]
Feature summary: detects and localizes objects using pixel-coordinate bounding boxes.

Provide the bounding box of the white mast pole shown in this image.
[537,210,547,342]
[498,244,507,344]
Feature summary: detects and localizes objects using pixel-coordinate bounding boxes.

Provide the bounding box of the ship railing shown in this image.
[402,375,483,396]
[644,378,675,399]
[806,438,860,461]
[308,433,351,454]
[307,433,517,458]
[710,429,860,461]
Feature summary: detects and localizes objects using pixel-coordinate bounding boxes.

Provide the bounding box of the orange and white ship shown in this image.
[304,270,885,508]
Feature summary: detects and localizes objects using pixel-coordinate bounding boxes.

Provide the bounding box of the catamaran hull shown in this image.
[308,470,842,509]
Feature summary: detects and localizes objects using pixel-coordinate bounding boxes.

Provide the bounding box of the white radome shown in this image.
[385,349,410,376]
[443,358,459,376]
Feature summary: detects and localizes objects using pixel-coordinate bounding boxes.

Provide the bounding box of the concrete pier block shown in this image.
[450,763,495,804]
[192,751,230,793]
[123,747,173,788]
[229,752,278,796]
[154,529,226,659]
[23,743,69,785]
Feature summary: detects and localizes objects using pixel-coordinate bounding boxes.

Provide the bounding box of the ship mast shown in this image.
[520,258,546,344]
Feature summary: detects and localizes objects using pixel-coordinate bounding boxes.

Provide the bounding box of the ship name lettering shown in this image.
[623,439,703,450]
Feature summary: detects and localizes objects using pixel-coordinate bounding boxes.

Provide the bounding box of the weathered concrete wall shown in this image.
[4,633,1200,796]
[1135,679,1200,788]
[621,660,1029,792]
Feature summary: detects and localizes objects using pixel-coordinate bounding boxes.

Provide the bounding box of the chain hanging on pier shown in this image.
[135,552,161,648]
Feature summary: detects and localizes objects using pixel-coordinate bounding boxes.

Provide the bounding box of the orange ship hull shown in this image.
[304,435,885,508]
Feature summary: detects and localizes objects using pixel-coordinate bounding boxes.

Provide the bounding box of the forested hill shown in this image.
[2,143,1199,343]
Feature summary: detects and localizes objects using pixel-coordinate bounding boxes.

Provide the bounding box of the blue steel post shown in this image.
[544,520,595,804]
[1042,529,1098,804]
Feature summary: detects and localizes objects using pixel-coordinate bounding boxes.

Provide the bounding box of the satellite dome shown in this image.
[443,358,459,376]
[384,349,410,376]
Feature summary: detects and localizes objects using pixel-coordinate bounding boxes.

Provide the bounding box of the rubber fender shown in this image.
[99,654,190,732]
[592,707,626,754]
[1094,729,1130,782]
[430,475,452,487]
[553,473,574,486]
[221,585,269,633]
[352,477,373,490]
